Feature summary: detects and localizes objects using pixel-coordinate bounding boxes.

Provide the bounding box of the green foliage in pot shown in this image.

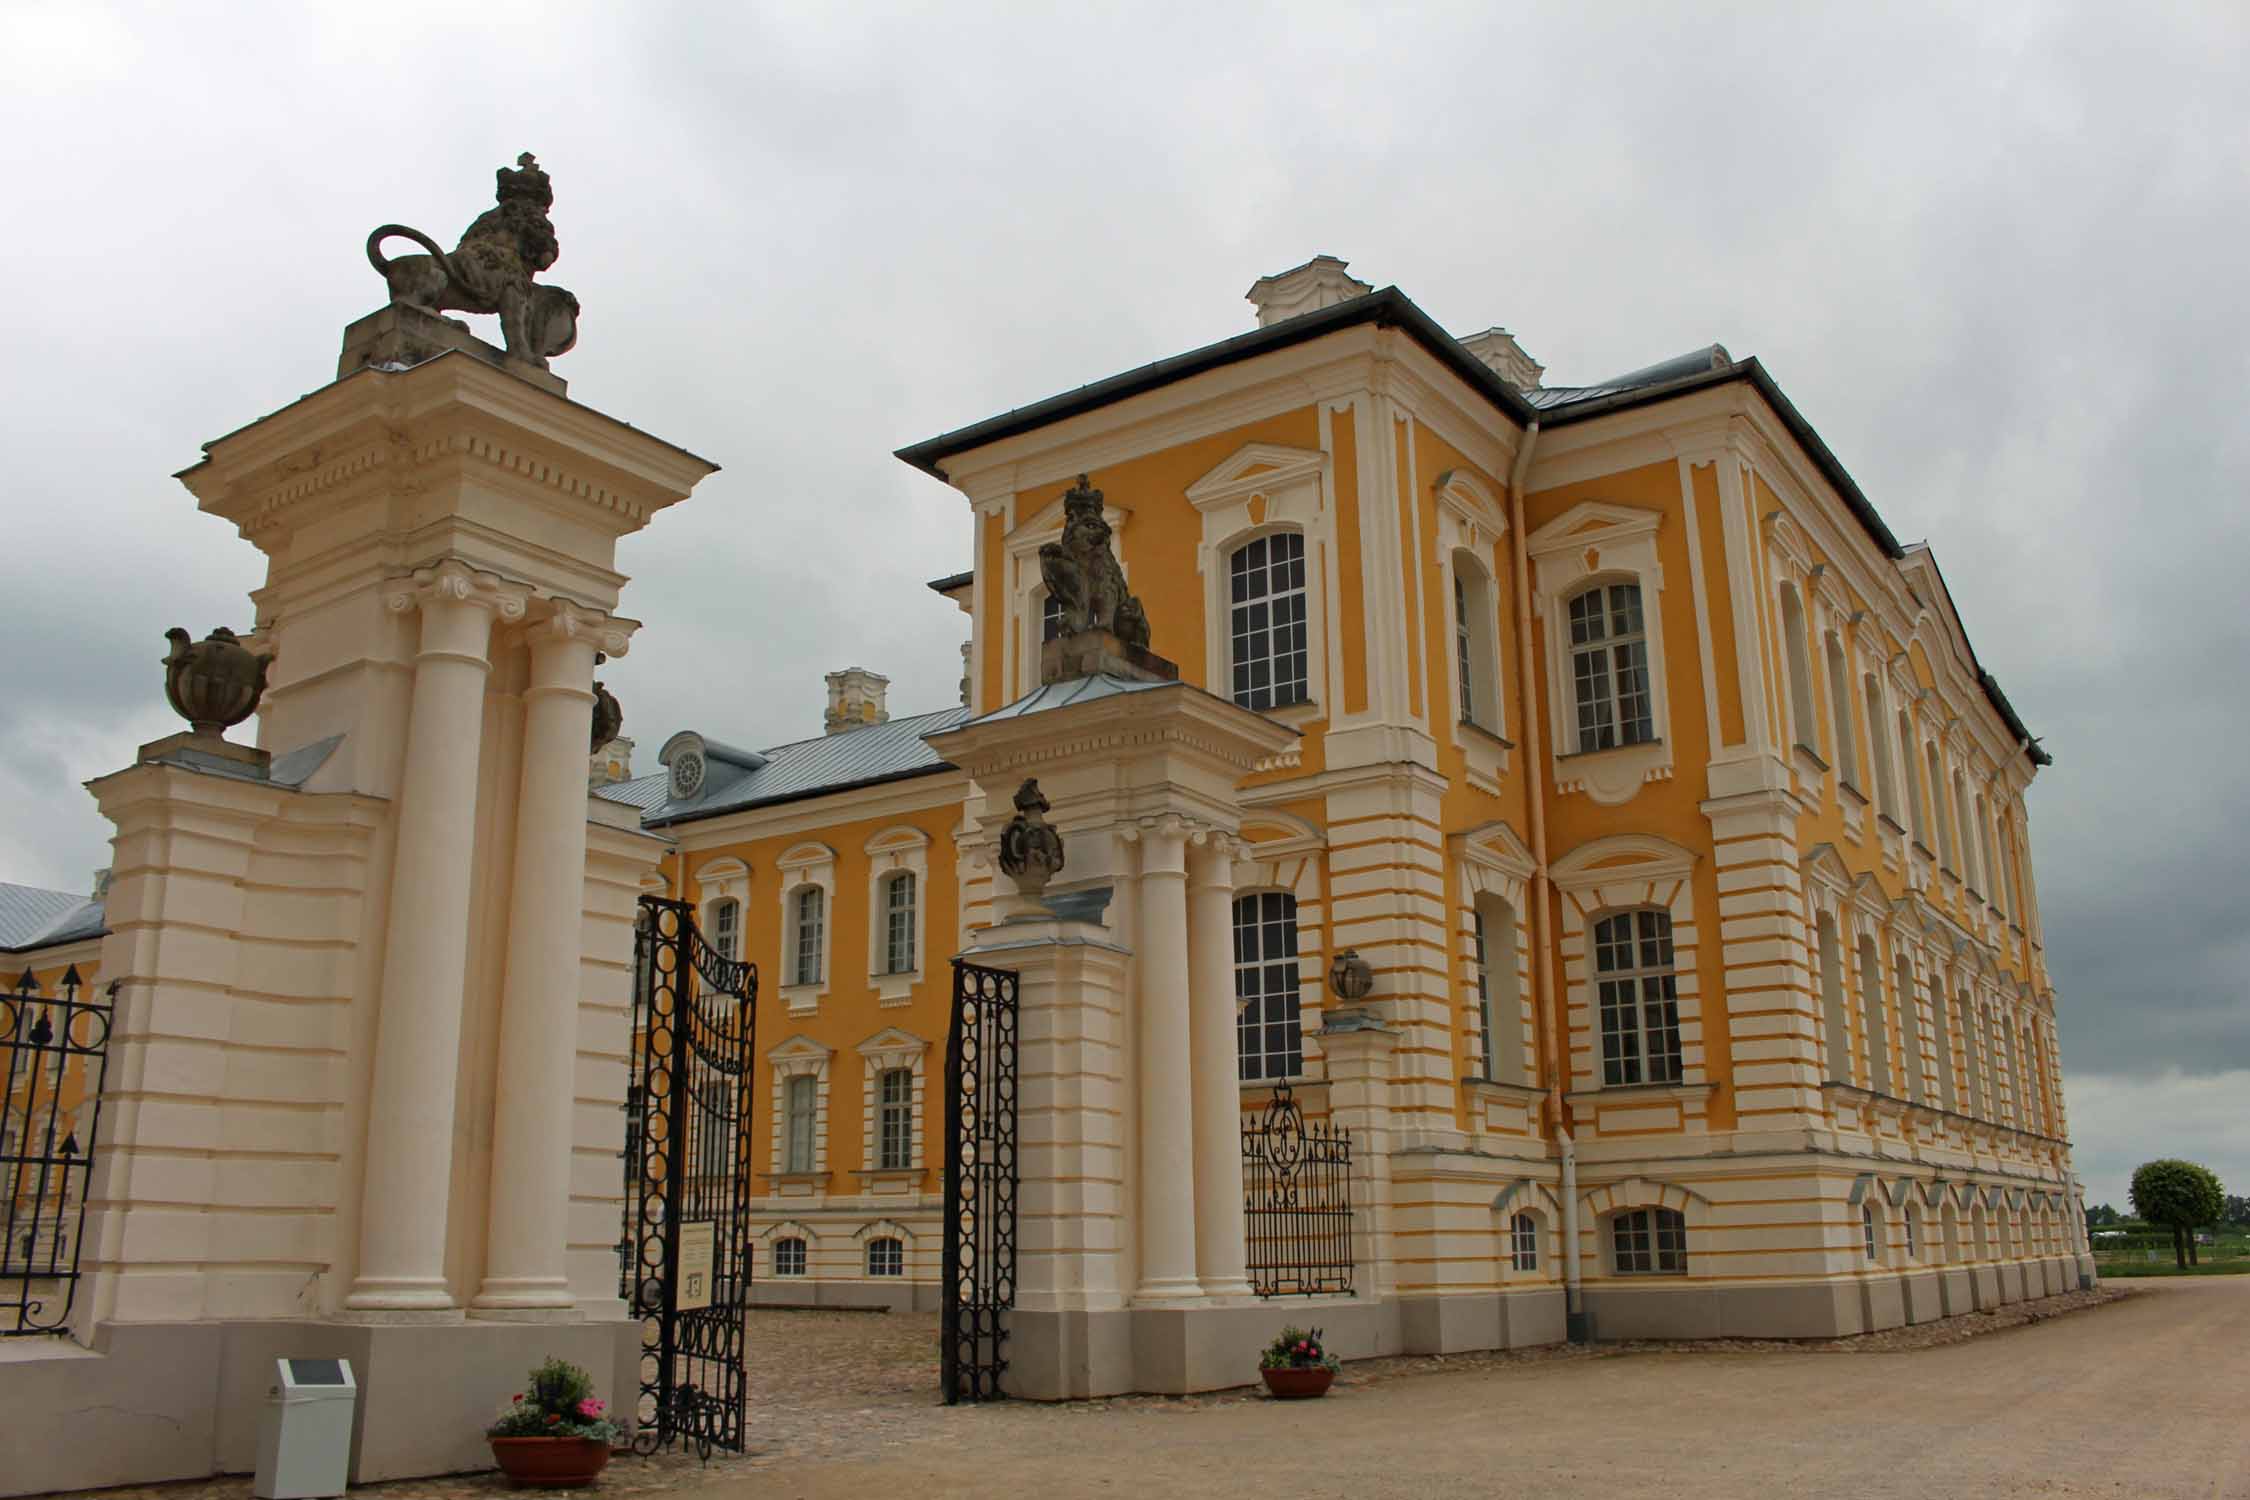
[487,1356,624,1443]
[1258,1325,1339,1373]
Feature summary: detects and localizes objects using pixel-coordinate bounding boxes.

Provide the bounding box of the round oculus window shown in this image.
[671,750,705,800]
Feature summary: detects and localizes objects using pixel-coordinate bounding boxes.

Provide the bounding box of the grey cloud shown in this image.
[2,6,2244,1136]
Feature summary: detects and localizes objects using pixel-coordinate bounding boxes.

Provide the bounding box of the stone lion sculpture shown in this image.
[367,152,580,369]
[1038,476,1151,648]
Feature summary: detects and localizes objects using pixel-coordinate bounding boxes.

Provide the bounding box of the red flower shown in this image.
[512,1393,523,1402]
[546,1414,560,1425]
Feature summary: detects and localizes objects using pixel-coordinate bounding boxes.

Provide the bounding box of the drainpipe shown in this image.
[1507,420,1583,1338]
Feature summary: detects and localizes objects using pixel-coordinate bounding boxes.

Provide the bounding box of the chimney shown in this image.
[824,667,891,735]
[1245,255,1373,327]
[1457,327,1544,392]
[590,734,635,788]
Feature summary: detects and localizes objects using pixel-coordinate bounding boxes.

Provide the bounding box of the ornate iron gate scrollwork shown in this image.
[942,957,1018,1403]
[622,896,756,1456]
[1242,1080,1353,1297]
[2,967,112,1337]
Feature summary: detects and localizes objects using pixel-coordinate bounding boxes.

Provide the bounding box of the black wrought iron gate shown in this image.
[941,957,1018,1403]
[2,967,113,1337]
[621,895,757,1456]
[1242,1080,1354,1297]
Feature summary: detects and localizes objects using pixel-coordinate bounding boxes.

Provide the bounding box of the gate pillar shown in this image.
[958,916,1131,1400]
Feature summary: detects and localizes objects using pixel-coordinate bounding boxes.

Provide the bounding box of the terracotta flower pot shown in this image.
[1260,1365,1336,1399]
[489,1435,613,1489]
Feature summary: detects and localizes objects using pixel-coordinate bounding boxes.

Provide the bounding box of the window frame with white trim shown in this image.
[774,842,836,1013]
[1433,468,1513,792]
[863,826,931,1004]
[1528,502,1675,806]
[1184,443,1337,726]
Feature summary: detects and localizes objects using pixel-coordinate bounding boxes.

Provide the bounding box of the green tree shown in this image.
[2086,1202,2122,1229]
[2130,1159,2225,1269]
[2223,1194,2250,1228]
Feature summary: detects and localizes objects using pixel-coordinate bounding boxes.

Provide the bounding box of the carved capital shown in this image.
[530,597,640,659]
[383,560,532,622]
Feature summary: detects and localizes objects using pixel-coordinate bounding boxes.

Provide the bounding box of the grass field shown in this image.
[2091,1224,2248,1277]
[2097,1260,2250,1278]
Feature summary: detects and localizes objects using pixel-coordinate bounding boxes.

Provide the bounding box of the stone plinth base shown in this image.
[137,730,271,778]
[1040,629,1178,684]
[1003,1290,1568,1400]
[0,1316,635,1496]
[338,303,566,396]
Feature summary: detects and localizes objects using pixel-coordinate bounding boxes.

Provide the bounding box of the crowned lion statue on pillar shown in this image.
[367,152,581,369]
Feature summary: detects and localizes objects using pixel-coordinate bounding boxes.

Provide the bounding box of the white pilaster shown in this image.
[474,603,636,1316]
[346,562,527,1313]
[1130,821,1203,1303]
[1186,833,1251,1299]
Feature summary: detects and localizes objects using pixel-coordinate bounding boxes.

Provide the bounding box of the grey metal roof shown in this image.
[643,705,973,829]
[593,772,670,810]
[926,570,973,595]
[963,673,1184,724]
[0,882,106,955]
[1520,345,1735,410]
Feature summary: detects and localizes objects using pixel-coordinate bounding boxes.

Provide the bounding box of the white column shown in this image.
[1133,822,1203,1302]
[474,604,632,1315]
[1186,835,1251,1299]
[347,562,525,1312]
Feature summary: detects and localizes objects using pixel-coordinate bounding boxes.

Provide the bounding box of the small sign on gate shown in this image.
[676,1221,716,1310]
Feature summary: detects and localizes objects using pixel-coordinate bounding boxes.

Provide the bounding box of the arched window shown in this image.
[1858,933,1891,1096]
[865,1237,903,1277]
[1862,1201,1881,1261]
[882,872,917,976]
[1941,1202,1962,1265]
[1611,1207,1687,1274]
[1904,1202,1921,1261]
[772,1237,807,1277]
[1864,676,1900,820]
[792,885,825,986]
[1511,1211,1540,1271]
[877,1067,913,1170]
[1818,914,1850,1084]
[1593,909,1681,1087]
[1824,634,1859,786]
[1452,553,1501,734]
[1894,954,1923,1103]
[1565,583,1654,750]
[1473,895,1524,1083]
[1234,891,1302,1081]
[1779,584,1817,751]
[1928,745,1957,867]
[1898,710,1928,842]
[1227,532,1309,710]
[708,897,740,961]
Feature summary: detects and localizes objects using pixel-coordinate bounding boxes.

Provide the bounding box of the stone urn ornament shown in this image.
[997,779,1066,897]
[162,627,270,738]
[590,657,623,754]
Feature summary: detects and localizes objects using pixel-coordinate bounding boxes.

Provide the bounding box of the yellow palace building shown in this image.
[587,255,2086,1339]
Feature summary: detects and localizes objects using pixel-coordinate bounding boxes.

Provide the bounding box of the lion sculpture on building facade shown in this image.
[366,152,580,369]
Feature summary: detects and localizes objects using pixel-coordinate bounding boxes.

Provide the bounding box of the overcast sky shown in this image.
[3,2,2242,1212]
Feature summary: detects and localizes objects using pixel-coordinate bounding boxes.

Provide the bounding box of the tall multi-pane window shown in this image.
[708,897,740,961]
[1977,796,2001,911]
[1899,711,1927,842]
[1905,1203,1921,1260]
[1895,954,1923,1103]
[1862,1202,1880,1261]
[1952,770,1978,888]
[1779,584,1816,749]
[773,1237,807,1277]
[1041,590,1064,643]
[1959,993,1985,1117]
[1858,934,1891,1096]
[792,886,825,986]
[883,872,916,975]
[877,1066,912,1170]
[1511,1212,1539,1271]
[1565,583,1653,750]
[866,1237,903,1277]
[1864,677,1900,820]
[1612,1207,1687,1274]
[1455,572,1475,724]
[1227,533,1309,710]
[1934,979,1958,1111]
[1473,908,1494,1080]
[1593,909,1682,1087]
[1929,746,1957,867]
[1824,635,1858,785]
[784,1074,816,1173]
[1234,891,1303,1081]
[1818,914,1850,1082]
